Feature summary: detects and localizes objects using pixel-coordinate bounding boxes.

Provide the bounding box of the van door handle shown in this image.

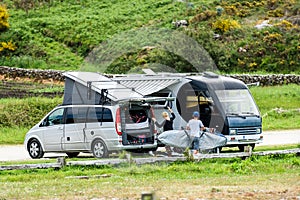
[58,126,63,130]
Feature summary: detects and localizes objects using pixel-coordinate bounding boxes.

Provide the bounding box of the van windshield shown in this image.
[215,89,259,116]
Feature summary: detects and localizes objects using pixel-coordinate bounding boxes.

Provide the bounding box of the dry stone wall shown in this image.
[0,66,64,82]
[227,74,300,86]
[0,66,299,86]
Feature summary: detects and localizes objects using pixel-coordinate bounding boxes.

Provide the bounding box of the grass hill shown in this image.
[0,0,299,73]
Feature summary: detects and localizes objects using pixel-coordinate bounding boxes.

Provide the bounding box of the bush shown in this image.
[212,18,241,33]
[0,5,9,31]
[0,41,16,55]
[0,97,62,128]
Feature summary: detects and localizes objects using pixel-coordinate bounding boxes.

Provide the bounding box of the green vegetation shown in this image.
[0,0,299,73]
[0,97,62,128]
[0,126,28,144]
[0,154,299,199]
[250,84,300,130]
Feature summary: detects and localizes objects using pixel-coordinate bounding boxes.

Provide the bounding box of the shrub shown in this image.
[0,4,9,31]
[0,41,17,55]
[0,97,62,128]
[190,10,217,23]
[267,8,284,17]
[275,20,297,30]
[263,33,283,43]
[212,18,241,33]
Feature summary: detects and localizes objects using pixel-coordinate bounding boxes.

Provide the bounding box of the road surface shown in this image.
[0,129,299,161]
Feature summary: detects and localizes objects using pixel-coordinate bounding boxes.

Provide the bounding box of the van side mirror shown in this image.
[40,120,50,127]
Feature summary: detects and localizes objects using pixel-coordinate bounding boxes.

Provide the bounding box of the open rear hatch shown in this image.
[118,97,175,146]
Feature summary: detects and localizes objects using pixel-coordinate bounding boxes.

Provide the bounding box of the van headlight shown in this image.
[256,128,261,134]
[229,129,237,135]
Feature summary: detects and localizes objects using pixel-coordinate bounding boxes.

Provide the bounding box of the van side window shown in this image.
[87,107,113,123]
[66,107,88,124]
[41,108,64,127]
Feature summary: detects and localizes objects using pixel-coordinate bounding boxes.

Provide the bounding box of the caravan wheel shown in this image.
[92,139,108,158]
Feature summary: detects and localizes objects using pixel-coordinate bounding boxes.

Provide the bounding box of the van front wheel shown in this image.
[92,139,108,158]
[28,139,44,159]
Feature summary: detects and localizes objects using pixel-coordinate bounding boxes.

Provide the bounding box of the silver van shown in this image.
[24,102,158,159]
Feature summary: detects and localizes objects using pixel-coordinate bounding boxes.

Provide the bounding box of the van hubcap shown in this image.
[30,142,39,157]
[94,142,104,157]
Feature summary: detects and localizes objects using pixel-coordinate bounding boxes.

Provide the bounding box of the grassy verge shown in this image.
[0,126,28,145]
[0,154,299,199]
[250,84,300,130]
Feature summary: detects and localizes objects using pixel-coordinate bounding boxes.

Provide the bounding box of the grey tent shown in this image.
[62,72,143,105]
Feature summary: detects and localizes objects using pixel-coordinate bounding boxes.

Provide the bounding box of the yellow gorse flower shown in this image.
[0,41,16,52]
[0,5,10,30]
[212,18,241,33]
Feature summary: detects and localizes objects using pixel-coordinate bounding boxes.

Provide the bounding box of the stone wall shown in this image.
[0,66,65,82]
[0,66,299,86]
[227,74,300,86]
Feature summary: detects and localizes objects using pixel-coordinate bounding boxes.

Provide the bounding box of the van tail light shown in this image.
[115,108,122,136]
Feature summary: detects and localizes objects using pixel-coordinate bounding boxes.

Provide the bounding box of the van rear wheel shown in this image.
[92,139,108,158]
[28,139,44,159]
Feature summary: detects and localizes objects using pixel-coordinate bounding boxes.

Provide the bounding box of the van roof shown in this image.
[188,75,248,90]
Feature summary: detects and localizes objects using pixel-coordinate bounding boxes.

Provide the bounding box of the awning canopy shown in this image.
[63,72,184,104]
[114,76,182,96]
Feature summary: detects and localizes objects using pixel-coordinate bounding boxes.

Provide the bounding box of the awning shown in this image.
[114,77,182,96]
[63,72,185,103]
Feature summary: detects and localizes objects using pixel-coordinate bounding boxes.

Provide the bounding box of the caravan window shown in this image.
[215,89,259,115]
[185,90,213,113]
